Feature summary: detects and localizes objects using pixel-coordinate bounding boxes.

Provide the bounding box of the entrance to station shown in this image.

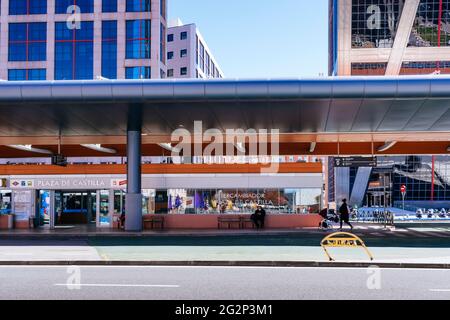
[36,190,112,229]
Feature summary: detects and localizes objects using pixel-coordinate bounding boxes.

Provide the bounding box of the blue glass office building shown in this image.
[1,0,167,80]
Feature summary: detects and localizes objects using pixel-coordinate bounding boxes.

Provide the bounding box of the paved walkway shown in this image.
[0,224,449,265]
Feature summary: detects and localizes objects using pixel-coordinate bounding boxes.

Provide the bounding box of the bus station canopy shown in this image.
[0,76,449,156]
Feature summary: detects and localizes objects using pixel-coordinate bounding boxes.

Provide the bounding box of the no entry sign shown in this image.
[401,185,407,197]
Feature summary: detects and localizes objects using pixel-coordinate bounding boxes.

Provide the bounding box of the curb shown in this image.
[1,260,450,269]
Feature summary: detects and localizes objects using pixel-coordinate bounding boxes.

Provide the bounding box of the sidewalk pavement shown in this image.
[1,223,450,267]
[1,236,450,268]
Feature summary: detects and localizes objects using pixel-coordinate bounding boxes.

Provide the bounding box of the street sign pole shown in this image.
[401,185,407,213]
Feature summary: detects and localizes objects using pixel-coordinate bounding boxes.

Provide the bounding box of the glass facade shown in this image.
[160,23,166,63]
[126,0,151,12]
[125,20,151,59]
[55,0,94,14]
[102,0,117,13]
[378,156,450,203]
[139,188,322,215]
[409,0,450,47]
[351,0,405,48]
[8,69,46,81]
[55,21,94,80]
[125,66,151,79]
[9,0,47,15]
[101,20,117,79]
[400,61,450,74]
[8,23,47,62]
[351,62,387,75]
[126,20,151,59]
[0,190,12,214]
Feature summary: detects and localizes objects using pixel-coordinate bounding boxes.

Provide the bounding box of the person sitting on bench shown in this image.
[251,206,266,229]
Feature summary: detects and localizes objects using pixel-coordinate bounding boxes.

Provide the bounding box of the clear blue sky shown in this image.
[169,0,328,78]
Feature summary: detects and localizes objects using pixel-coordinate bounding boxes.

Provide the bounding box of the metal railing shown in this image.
[351,209,394,226]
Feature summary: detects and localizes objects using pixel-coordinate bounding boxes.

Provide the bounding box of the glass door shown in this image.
[97,190,111,227]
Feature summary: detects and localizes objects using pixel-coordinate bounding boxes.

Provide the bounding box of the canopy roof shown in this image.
[0,76,449,137]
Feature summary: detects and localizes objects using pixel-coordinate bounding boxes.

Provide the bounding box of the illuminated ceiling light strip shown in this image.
[7,145,53,155]
[158,143,182,153]
[81,144,117,154]
[309,142,317,153]
[377,141,397,152]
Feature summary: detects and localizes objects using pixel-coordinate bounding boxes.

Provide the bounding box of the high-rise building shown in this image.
[0,0,167,80]
[330,0,450,76]
[166,19,224,79]
[328,0,450,211]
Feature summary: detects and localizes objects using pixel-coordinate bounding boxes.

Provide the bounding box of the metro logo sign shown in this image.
[111,179,127,188]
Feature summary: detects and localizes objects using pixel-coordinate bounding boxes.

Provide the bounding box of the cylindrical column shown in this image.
[125,106,143,231]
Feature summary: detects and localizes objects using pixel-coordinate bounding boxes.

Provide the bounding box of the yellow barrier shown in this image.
[320,232,374,262]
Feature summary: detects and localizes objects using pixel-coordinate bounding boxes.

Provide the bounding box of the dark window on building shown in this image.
[55,0,94,13]
[351,62,387,76]
[125,66,151,79]
[180,31,188,40]
[401,61,450,75]
[9,0,47,14]
[9,23,47,61]
[102,20,117,79]
[126,0,151,12]
[102,0,117,12]
[126,20,151,59]
[167,51,174,60]
[180,49,187,58]
[160,23,166,63]
[180,67,187,76]
[167,34,174,42]
[160,0,167,18]
[167,69,174,77]
[8,69,46,81]
[55,21,94,80]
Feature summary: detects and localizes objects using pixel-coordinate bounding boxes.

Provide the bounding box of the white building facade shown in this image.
[167,19,224,79]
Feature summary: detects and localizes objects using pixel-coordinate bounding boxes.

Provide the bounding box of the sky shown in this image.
[168,0,329,78]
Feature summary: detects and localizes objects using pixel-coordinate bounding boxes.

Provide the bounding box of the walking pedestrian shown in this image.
[339,199,353,231]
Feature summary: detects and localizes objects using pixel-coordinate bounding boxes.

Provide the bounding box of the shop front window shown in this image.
[140,188,322,215]
[114,190,125,214]
[99,190,110,226]
[142,189,155,214]
[0,190,12,214]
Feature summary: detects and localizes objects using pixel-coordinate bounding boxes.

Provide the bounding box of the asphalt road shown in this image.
[1,266,450,300]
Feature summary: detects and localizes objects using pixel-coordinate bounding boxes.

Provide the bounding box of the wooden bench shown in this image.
[217,216,241,229]
[143,215,165,230]
[240,216,255,229]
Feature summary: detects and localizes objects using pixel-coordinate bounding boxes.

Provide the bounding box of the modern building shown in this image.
[0,78,449,231]
[328,0,450,211]
[329,0,450,76]
[166,19,224,79]
[0,0,167,80]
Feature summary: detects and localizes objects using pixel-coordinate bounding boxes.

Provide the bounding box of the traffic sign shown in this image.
[400,185,407,194]
[51,154,67,167]
[333,156,377,168]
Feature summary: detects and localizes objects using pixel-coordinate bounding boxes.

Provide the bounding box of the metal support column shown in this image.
[125,105,143,231]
